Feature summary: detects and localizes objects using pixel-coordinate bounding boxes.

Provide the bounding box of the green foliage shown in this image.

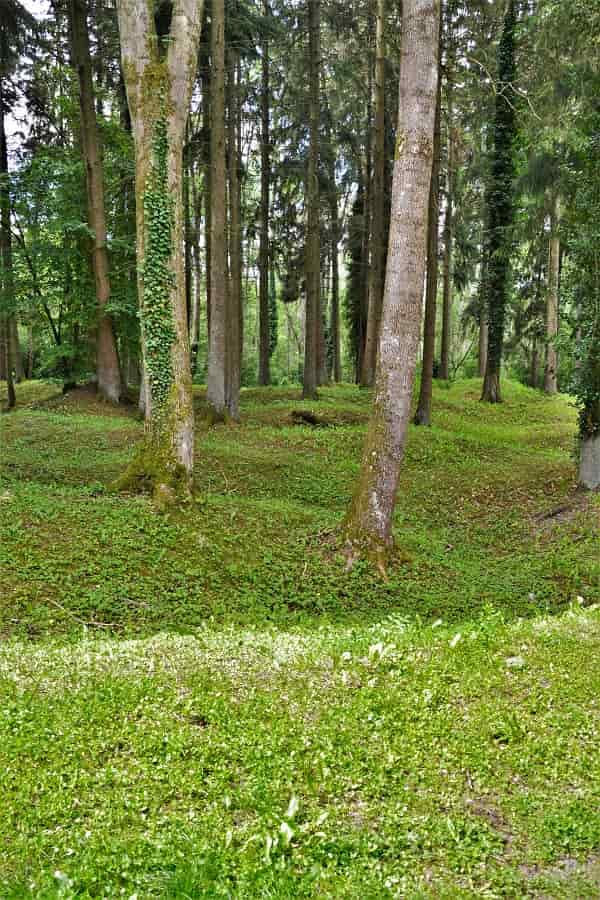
[141,117,176,408]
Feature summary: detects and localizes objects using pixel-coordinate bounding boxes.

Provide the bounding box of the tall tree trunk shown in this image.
[544,193,560,395]
[189,160,201,371]
[258,0,271,386]
[414,40,442,426]
[344,0,440,568]
[330,180,341,383]
[70,0,122,403]
[226,46,242,420]
[439,40,454,381]
[0,78,15,409]
[303,0,321,400]
[206,0,229,419]
[360,0,386,388]
[478,308,488,378]
[481,0,517,403]
[116,0,203,501]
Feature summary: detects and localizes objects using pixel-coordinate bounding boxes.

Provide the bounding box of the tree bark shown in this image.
[439,46,454,381]
[330,181,342,382]
[226,47,242,420]
[70,0,122,403]
[360,0,386,388]
[258,0,271,386]
[544,193,560,395]
[344,0,440,566]
[303,0,321,400]
[414,41,442,426]
[116,0,203,501]
[206,0,229,420]
[481,0,517,403]
[0,77,15,409]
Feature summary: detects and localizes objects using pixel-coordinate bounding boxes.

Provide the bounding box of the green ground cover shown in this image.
[0,380,598,897]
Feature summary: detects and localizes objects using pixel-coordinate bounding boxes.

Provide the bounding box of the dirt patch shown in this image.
[32,384,139,418]
[520,852,600,888]
[532,489,600,534]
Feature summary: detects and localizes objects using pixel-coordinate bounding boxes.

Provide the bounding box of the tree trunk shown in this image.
[303,0,321,400]
[478,309,488,377]
[258,0,271,386]
[344,0,440,567]
[226,46,242,420]
[544,193,560,395]
[530,338,539,389]
[330,182,342,382]
[360,0,386,388]
[206,0,229,420]
[414,41,442,427]
[116,0,203,502]
[439,29,454,382]
[0,79,15,409]
[70,0,122,403]
[481,0,517,403]
[189,161,201,372]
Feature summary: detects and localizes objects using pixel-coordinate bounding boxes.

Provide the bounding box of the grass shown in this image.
[0,378,599,897]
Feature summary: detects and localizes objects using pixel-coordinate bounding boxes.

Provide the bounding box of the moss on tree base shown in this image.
[112,440,192,509]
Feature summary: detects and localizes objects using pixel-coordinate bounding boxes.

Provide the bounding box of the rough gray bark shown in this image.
[344,0,440,567]
[580,433,600,490]
[206,0,229,419]
[303,0,321,399]
[544,194,560,395]
[70,0,122,403]
[360,0,386,388]
[116,0,203,500]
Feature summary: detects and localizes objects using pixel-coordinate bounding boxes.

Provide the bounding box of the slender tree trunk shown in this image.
[206,0,229,419]
[414,42,442,426]
[439,64,454,380]
[303,0,321,399]
[258,0,271,386]
[544,193,560,395]
[226,45,242,420]
[70,0,122,403]
[116,0,203,501]
[0,79,15,409]
[344,0,440,567]
[330,182,341,382]
[360,0,386,388]
[189,161,201,370]
[481,0,517,403]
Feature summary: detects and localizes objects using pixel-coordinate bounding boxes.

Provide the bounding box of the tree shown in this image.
[481,0,517,403]
[543,192,560,394]
[69,0,122,403]
[302,0,321,400]
[258,0,271,386]
[344,0,440,568]
[207,0,230,420]
[414,23,442,427]
[116,0,203,501]
[360,0,386,388]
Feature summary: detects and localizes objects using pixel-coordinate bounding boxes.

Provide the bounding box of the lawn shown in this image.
[0,379,599,897]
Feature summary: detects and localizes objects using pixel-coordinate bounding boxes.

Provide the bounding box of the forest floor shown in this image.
[0,379,599,898]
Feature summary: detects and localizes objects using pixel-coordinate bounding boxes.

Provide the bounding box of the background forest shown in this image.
[1,0,600,897]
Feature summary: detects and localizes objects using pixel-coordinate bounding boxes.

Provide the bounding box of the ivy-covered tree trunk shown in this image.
[116,0,203,502]
[258,0,271,387]
[544,193,560,395]
[360,0,386,389]
[70,0,122,404]
[344,0,440,568]
[414,45,442,427]
[303,0,321,400]
[481,0,517,403]
[206,0,229,420]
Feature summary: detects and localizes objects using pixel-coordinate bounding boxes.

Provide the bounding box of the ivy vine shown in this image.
[141,114,176,408]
